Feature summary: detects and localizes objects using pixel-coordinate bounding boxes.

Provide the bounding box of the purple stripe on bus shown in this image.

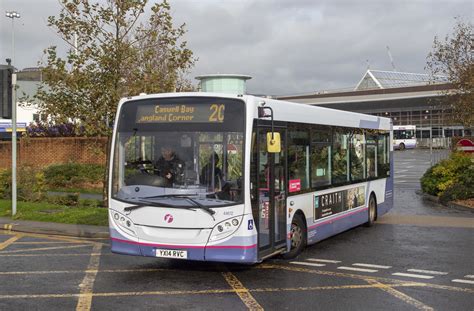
[307,207,369,230]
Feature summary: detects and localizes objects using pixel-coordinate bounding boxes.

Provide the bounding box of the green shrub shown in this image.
[439,184,474,204]
[43,163,105,190]
[0,167,46,201]
[421,152,474,199]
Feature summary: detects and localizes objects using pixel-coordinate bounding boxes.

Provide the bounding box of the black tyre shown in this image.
[365,194,377,227]
[282,213,307,259]
[399,143,405,151]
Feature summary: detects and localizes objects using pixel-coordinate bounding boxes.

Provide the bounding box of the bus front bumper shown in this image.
[110,229,257,263]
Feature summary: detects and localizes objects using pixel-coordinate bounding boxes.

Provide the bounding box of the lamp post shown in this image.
[5,11,20,65]
[5,10,20,216]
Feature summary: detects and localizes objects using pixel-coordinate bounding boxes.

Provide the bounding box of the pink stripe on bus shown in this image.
[111,237,256,250]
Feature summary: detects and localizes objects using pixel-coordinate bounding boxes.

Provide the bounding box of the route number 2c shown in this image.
[209,104,225,122]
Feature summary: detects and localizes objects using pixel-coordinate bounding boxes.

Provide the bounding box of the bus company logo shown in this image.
[164,214,174,223]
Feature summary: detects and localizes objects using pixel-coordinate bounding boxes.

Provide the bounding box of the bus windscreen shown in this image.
[112,97,245,207]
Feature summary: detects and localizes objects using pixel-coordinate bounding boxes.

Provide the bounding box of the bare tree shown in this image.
[426,18,473,128]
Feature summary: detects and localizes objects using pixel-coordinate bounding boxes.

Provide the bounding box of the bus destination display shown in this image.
[136,103,225,124]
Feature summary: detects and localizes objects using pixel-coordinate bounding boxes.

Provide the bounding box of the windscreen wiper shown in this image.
[180,196,216,220]
[140,194,216,219]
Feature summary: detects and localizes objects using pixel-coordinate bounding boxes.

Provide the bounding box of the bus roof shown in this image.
[118,92,392,131]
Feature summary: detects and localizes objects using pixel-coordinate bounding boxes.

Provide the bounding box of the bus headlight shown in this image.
[110,210,136,236]
[209,216,242,242]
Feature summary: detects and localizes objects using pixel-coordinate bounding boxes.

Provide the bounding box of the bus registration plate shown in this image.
[155,249,188,259]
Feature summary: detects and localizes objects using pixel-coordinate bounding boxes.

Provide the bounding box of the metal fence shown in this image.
[416,137,452,165]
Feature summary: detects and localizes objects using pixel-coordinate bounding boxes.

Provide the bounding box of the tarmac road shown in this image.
[0,149,472,310]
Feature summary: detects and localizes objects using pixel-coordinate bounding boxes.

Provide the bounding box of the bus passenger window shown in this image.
[288,129,310,192]
[349,130,365,181]
[311,127,331,187]
[377,133,390,177]
[332,128,349,184]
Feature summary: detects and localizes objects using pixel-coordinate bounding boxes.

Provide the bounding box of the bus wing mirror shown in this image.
[267,132,281,153]
[258,107,269,118]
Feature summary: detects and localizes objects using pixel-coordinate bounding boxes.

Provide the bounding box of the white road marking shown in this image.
[353,263,392,269]
[290,261,325,267]
[307,259,341,264]
[452,279,474,285]
[464,275,474,279]
[407,269,448,275]
[392,273,434,280]
[337,266,378,273]
[405,166,415,168]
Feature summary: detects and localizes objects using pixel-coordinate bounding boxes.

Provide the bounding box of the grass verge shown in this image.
[0,200,108,226]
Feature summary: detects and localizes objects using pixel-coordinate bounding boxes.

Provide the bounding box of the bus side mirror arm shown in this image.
[258,105,281,153]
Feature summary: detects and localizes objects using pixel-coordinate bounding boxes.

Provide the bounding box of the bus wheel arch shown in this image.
[365,192,377,227]
[282,210,307,259]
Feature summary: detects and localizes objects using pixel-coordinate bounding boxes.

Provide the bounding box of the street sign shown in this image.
[0,65,13,119]
[456,138,474,153]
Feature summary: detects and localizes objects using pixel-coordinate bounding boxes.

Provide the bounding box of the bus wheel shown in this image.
[399,143,405,150]
[365,195,377,227]
[282,213,307,259]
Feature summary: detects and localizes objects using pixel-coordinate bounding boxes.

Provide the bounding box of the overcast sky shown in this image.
[0,0,472,95]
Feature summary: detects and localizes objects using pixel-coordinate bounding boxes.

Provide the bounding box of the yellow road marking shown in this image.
[378,214,474,228]
[0,244,92,254]
[15,241,87,244]
[222,272,263,311]
[76,243,102,311]
[0,283,452,300]
[0,234,23,250]
[2,224,13,231]
[259,264,474,294]
[0,230,104,244]
[0,268,168,275]
[367,279,434,311]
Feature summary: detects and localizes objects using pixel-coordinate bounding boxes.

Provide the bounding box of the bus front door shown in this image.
[256,127,287,259]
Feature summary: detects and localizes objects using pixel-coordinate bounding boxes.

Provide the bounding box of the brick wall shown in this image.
[0,137,108,169]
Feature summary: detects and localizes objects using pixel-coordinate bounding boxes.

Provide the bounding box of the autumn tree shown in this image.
[31,0,195,137]
[426,18,473,127]
[27,0,196,205]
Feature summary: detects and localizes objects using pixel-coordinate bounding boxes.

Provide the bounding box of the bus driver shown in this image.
[154,145,184,186]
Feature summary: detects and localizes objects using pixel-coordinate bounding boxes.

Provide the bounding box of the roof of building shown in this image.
[354,70,448,91]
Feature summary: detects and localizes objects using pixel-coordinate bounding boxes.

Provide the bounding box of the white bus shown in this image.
[109,93,393,263]
[393,125,416,150]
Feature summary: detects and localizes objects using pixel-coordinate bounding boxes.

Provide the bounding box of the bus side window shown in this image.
[311,127,331,187]
[288,128,310,192]
[377,132,390,177]
[332,128,350,184]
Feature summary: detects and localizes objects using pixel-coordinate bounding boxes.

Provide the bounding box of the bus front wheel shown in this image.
[282,213,307,259]
[365,194,377,227]
[399,143,405,150]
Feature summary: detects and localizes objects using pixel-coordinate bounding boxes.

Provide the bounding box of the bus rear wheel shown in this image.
[365,194,377,227]
[282,213,306,259]
[399,143,405,150]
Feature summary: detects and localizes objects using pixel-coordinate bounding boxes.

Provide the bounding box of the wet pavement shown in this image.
[0,149,472,310]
